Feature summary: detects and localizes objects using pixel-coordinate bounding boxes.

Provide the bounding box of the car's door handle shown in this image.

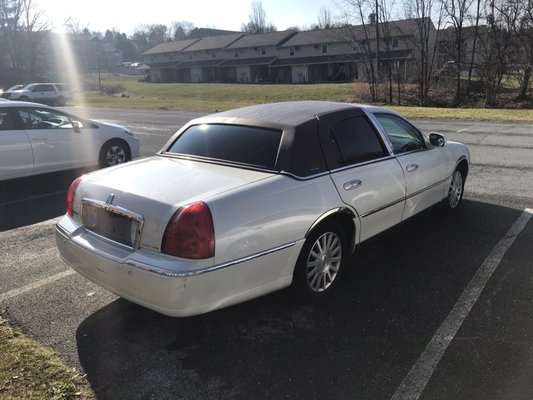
[343,179,362,190]
[406,164,419,172]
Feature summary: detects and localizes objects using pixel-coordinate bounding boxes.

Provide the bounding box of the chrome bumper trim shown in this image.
[124,242,296,278]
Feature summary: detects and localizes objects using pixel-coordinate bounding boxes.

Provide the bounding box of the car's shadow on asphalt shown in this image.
[75,200,523,400]
[0,168,95,232]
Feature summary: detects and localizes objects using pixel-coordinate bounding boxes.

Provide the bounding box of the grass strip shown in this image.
[0,317,95,400]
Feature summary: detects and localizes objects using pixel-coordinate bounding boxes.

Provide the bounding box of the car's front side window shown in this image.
[18,108,75,130]
[374,113,426,154]
[329,116,387,167]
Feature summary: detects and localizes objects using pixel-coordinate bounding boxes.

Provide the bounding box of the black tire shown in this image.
[445,168,465,209]
[292,220,347,299]
[98,139,131,168]
[55,96,66,106]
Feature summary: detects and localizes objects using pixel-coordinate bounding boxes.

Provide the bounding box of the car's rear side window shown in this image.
[167,124,282,170]
[330,116,387,166]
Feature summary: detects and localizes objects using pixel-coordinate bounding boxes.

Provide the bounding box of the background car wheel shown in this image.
[99,139,131,168]
[446,168,464,209]
[293,220,346,299]
[55,96,66,106]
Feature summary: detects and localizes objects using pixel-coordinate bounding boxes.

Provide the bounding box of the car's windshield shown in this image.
[166,123,282,170]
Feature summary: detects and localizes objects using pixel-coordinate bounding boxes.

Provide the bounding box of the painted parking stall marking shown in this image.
[391,208,533,400]
[0,270,75,303]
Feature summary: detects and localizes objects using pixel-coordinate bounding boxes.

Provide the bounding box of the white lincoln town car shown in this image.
[56,101,470,317]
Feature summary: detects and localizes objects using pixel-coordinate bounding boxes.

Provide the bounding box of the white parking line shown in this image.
[391,208,533,400]
[0,270,75,303]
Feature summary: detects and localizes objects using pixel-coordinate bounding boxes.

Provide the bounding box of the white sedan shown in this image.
[56,101,470,317]
[0,101,140,181]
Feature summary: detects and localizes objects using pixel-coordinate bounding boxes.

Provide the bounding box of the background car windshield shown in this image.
[167,124,282,169]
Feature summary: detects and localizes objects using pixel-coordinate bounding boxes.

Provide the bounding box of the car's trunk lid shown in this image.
[76,156,275,252]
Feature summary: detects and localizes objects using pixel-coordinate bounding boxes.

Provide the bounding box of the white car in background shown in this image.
[0,101,140,181]
[0,82,72,106]
[56,101,469,317]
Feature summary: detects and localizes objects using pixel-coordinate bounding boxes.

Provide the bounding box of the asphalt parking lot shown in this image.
[1,108,532,399]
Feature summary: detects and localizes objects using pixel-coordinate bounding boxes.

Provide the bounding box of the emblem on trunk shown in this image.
[105,194,115,205]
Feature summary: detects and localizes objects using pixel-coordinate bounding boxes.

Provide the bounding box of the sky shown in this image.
[38,0,345,35]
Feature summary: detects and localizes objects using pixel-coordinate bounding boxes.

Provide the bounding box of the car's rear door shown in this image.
[319,109,406,242]
[0,108,33,179]
[371,112,449,219]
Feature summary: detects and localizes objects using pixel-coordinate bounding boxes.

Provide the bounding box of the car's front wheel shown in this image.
[293,220,346,298]
[446,168,465,209]
[98,139,131,168]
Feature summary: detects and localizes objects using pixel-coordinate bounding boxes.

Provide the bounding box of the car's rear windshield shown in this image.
[166,124,282,170]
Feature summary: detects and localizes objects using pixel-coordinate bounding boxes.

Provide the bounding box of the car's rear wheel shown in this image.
[446,168,464,209]
[99,139,131,168]
[293,220,346,298]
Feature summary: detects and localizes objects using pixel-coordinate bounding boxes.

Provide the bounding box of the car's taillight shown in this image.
[66,176,84,217]
[161,201,215,259]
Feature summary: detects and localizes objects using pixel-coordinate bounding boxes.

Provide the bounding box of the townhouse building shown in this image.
[143,18,435,84]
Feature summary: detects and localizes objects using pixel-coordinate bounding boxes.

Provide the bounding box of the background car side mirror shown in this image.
[429,133,446,147]
[72,120,81,134]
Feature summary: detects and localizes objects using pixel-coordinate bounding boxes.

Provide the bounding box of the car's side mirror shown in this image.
[429,133,446,147]
[72,120,81,134]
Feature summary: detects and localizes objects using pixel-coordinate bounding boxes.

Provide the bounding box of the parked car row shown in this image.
[55,101,470,317]
[0,101,140,181]
[0,82,72,106]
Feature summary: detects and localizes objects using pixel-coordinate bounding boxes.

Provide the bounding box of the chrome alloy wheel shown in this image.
[448,170,463,209]
[106,145,126,166]
[306,231,342,292]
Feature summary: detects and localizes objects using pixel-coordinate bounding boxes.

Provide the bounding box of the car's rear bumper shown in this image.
[55,215,298,317]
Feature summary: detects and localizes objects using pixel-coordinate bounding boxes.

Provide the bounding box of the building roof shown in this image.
[188,28,240,39]
[143,38,200,55]
[282,18,431,47]
[174,59,225,69]
[183,33,245,52]
[226,30,297,49]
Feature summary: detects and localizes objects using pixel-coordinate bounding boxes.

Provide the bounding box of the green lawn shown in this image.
[78,74,533,122]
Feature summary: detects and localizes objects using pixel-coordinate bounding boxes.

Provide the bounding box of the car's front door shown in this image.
[320,111,406,242]
[0,109,33,179]
[17,107,90,172]
[372,112,449,219]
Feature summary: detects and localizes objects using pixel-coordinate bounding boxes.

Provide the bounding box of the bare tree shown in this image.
[512,0,533,100]
[241,1,277,33]
[403,0,444,106]
[478,0,516,106]
[317,7,334,29]
[466,0,483,93]
[170,21,195,41]
[440,0,474,104]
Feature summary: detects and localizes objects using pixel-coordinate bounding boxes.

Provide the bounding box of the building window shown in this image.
[290,47,295,56]
[235,50,239,57]
[261,47,266,55]
[392,38,399,48]
[212,52,216,58]
[321,44,328,54]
